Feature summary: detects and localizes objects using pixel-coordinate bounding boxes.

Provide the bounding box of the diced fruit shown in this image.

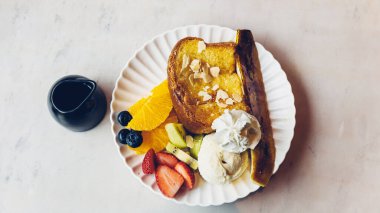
[117,111,133,126]
[129,111,178,154]
[126,130,143,148]
[127,80,173,131]
[185,135,194,148]
[117,129,130,145]
[176,123,186,137]
[166,143,198,170]
[190,134,203,159]
[174,162,195,189]
[155,152,179,168]
[142,149,155,174]
[165,123,187,148]
[155,165,184,198]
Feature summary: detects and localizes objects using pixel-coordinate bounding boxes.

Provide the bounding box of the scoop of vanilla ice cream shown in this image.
[198,134,248,184]
[211,109,261,153]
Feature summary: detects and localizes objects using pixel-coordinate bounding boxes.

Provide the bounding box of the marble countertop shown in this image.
[1,0,379,212]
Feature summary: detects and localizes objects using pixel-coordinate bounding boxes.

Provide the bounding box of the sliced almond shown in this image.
[194,71,203,79]
[202,94,212,101]
[215,89,230,108]
[225,98,234,105]
[198,91,212,101]
[181,54,190,71]
[232,93,242,102]
[212,84,219,91]
[194,71,212,83]
[204,86,210,91]
[190,59,200,72]
[202,72,212,83]
[198,91,208,96]
[198,41,206,53]
[210,67,220,78]
[216,89,229,101]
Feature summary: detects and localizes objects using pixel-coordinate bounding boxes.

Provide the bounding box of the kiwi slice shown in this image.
[166,143,198,170]
[190,134,203,159]
[165,123,187,148]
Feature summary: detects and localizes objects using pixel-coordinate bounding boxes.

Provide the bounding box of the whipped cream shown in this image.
[198,134,249,184]
[211,109,261,153]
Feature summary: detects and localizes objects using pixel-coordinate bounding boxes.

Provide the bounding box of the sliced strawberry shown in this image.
[155,165,184,198]
[174,162,195,189]
[142,149,155,174]
[155,152,178,168]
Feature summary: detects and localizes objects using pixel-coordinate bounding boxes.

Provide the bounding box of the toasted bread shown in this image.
[167,38,249,134]
[167,30,276,186]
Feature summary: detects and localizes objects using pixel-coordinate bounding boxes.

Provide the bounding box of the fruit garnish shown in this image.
[174,162,195,189]
[165,123,187,148]
[117,111,133,126]
[151,79,171,96]
[166,143,198,170]
[190,134,203,159]
[127,80,172,131]
[142,149,155,174]
[125,130,143,148]
[155,152,179,168]
[117,129,131,145]
[155,165,184,198]
[128,97,148,116]
[129,111,178,154]
[185,135,194,148]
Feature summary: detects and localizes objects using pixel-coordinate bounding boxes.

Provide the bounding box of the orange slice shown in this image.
[127,80,172,131]
[151,79,170,96]
[129,111,178,154]
[128,97,148,116]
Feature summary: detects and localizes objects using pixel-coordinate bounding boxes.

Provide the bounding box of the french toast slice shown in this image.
[167,30,276,186]
[167,38,249,134]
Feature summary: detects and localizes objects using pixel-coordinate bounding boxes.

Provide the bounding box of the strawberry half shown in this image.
[155,165,184,198]
[155,152,178,168]
[142,149,155,174]
[174,162,195,189]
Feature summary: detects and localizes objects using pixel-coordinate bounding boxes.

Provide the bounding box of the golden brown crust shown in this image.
[167,38,206,133]
[168,31,275,186]
[167,37,238,134]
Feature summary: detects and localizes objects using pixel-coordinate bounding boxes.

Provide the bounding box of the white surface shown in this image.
[1,0,380,213]
[110,25,295,206]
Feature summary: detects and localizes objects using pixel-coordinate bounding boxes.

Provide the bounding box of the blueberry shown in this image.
[117,111,133,126]
[126,130,143,148]
[117,129,131,145]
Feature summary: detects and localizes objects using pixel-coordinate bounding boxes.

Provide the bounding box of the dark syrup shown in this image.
[52,81,94,112]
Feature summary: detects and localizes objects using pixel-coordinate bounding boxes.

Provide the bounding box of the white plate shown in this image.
[110,25,296,206]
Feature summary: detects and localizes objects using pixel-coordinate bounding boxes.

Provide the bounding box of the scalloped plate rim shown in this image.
[110,24,296,206]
